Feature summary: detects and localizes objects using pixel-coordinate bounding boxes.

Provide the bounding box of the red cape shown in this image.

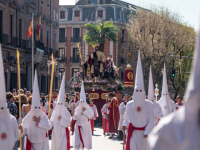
[108,97,119,133]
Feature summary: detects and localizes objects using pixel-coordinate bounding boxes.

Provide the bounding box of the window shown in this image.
[10,15,13,42]
[98,10,103,18]
[60,11,65,19]
[122,29,124,38]
[59,28,65,42]
[73,48,79,60]
[73,28,80,38]
[121,12,124,20]
[59,48,65,58]
[75,11,80,17]
[0,10,3,41]
[121,72,124,81]
[19,19,22,46]
[72,68,79,78]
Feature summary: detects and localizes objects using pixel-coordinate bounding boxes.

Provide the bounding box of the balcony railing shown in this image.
[58,56,67,62]
[121,37,125,44]
[59,36,67,43]
[0,33,9,45]
[35,40,44,50]
[70,56,80,63]
[11,37,18,47]
[19,39,27,50]
[71,36,81,43]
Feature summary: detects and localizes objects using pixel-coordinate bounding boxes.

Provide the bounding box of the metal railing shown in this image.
[11,37,18,47]
[35,40,44,50]
[71,36,81,43]
[58,56,66,62]
[19,39,27,49]
[59,37,67,43]
[0,33,9,45]
[70,56,80,63]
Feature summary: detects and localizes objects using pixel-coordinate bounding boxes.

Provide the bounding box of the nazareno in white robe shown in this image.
[123,100,154,150]
[72,105,94,150]
[118,102,126,131]
[50,108,71,150]
[0,110,19,150]
[22,114,52,150]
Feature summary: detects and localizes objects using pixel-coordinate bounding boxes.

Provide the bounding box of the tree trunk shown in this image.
[99,43,104,52]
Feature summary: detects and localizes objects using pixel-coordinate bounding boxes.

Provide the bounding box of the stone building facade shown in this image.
[58,0,136,92]
[0,0,59,93]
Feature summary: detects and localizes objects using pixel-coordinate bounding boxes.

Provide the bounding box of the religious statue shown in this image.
[83,54,94,80]
[105,55,114,73]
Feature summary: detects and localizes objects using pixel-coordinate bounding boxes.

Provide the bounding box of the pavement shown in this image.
[49,126,123,150]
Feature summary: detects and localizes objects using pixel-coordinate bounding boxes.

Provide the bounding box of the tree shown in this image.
[126,6,195,98]
[84,19,120,51]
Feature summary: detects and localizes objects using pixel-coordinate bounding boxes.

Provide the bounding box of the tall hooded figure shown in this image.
[157,63,176,117]
[148,22,200,150]
[72,81,94,150]
[50,73,71,150]
[21,70,52,150]
[122,50,154,150]
[0,44,19,150]
[147,66,163,125]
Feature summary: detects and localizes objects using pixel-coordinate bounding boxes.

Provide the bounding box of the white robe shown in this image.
[101,103,110,119]
[118,102,126,130]
[0,115,19,150]
[50,111,71,150]
[22,114,52,150]
[152,102,163,125]
[149,107,200,150]
[72,109,94,150]
[89,104,98,120]
[44,101,56,116]
[123,100,154,150]
[69,101,79,110]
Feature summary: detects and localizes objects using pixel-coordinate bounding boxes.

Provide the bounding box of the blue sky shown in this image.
[59,0,200,31]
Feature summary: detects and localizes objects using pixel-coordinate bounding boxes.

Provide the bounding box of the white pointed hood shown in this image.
[148,65,155,102]
[0,44,9,117]
[132,50,148,127]
[0,44,14,150]
[184,27,200,112]
[158,63,174,116]
[22,70,46,143]
[51,73,71,137]
[80,81,86,102]
[32,70,40,108]
[75,81,93,126]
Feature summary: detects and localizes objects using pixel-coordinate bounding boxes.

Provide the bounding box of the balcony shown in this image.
[58,56,67,63]
[121,37,125,44]
[59,37,67,43]
[35,40,44,50]
[71,36,81,43]
[70,56,80,63]
[19,39,27,50]
[0,33,9,45]
[11,37,18,47]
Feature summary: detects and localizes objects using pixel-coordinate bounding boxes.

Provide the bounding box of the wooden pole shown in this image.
[32,14,34,87]
[123,129,125,150]
[180,51,182,97]
[17,49,22,150]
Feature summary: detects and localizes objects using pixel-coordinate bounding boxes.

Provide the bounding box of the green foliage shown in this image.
[84,19,120,47]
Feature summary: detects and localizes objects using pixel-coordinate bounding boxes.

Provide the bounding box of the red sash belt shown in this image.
[66,128,70,150]
[26,133,48,150]
[78,126,84,148]
[126,123,146,150]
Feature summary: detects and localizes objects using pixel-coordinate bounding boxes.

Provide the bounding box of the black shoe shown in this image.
[108,136,113,139]
[92,132,94,135]
[103,132,105,135]
[71,132,74,135]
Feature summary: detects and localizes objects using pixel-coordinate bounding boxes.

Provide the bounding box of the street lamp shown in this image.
[155,84,159,101]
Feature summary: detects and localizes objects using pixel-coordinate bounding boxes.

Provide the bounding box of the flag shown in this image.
[27,18,33,38]
[36,13,41,41]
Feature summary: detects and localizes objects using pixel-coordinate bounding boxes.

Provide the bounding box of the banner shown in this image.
[124,68,134,87]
